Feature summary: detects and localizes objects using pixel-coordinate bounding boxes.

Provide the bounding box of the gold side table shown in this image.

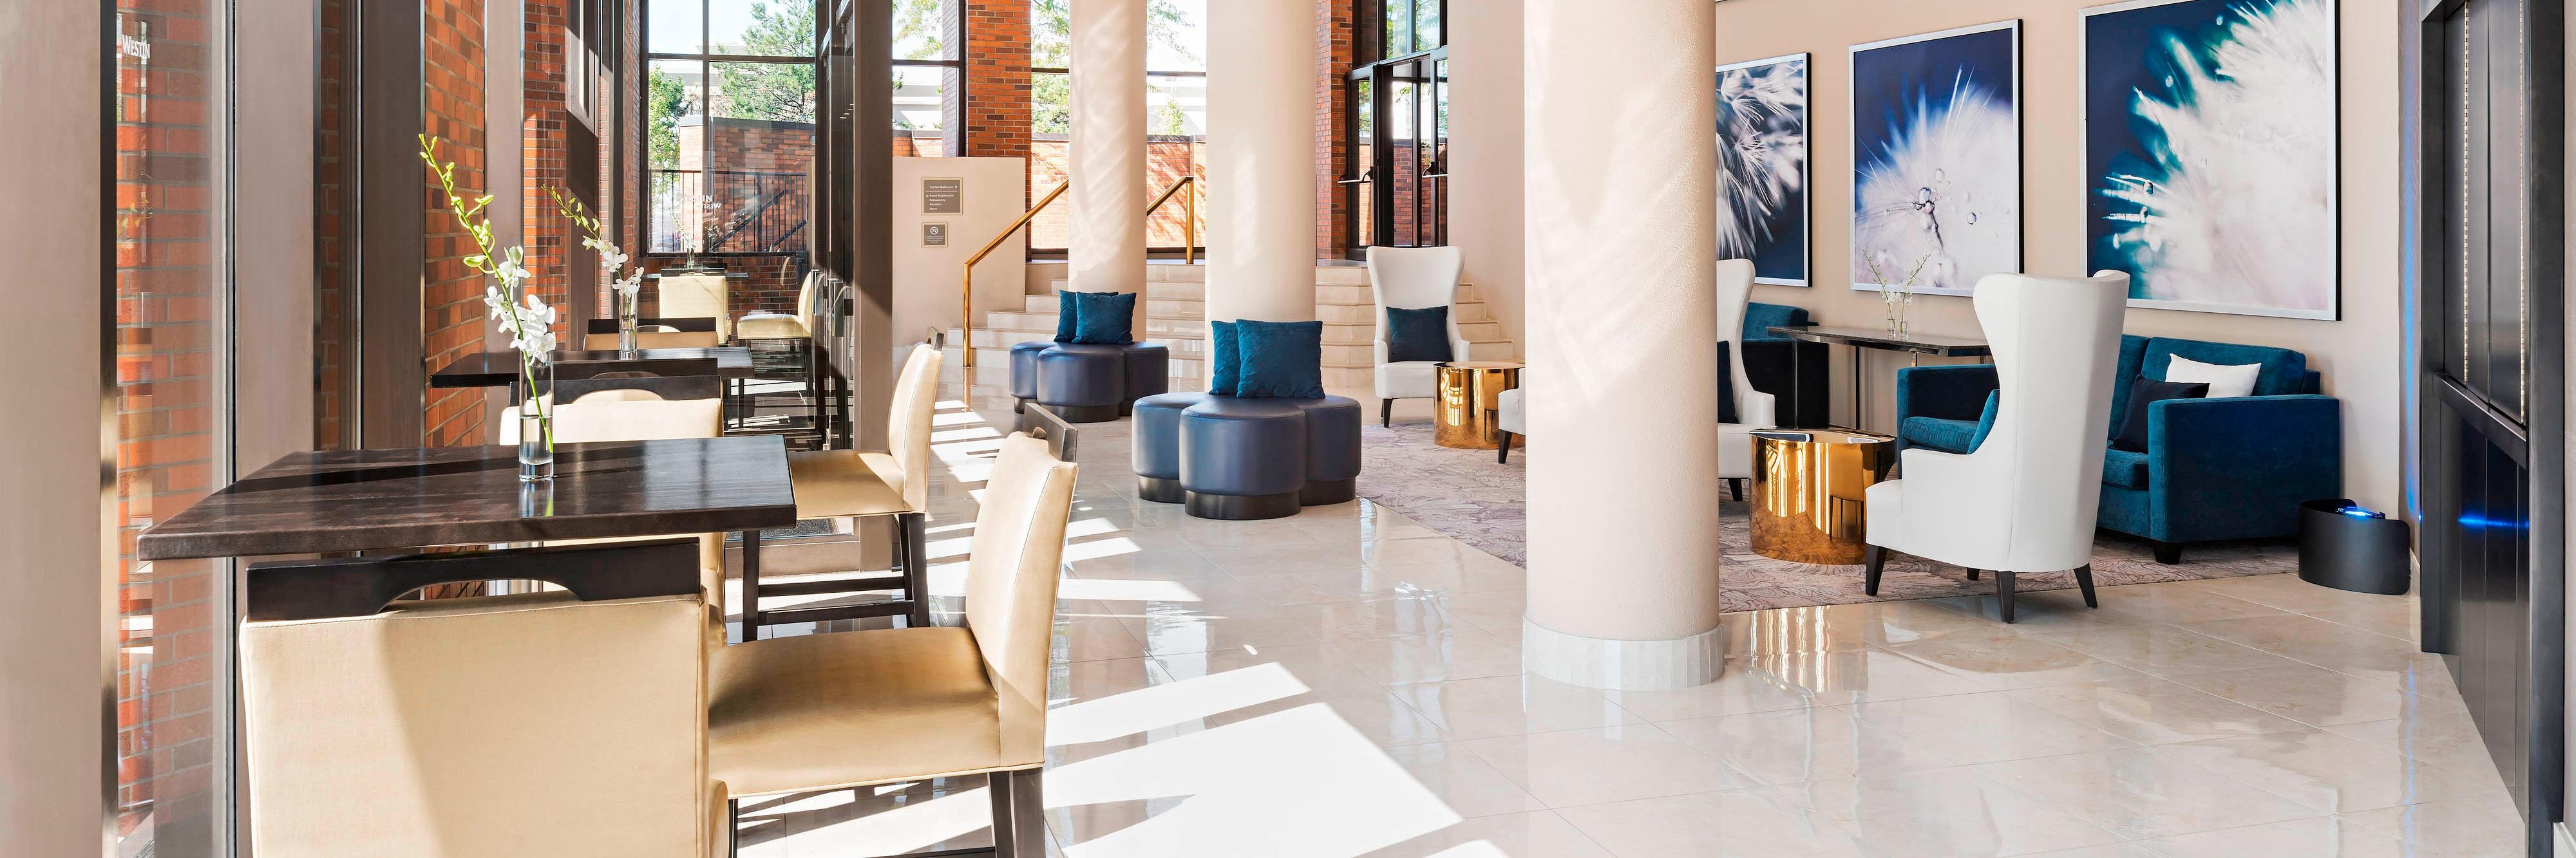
[1748,429,1897,564]
[1434,361,1525,449]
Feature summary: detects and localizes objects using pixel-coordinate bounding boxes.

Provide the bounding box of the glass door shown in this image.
[1342,0,1446,257]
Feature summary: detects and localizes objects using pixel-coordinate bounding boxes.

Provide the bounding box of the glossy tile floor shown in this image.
[739,376,2519,857]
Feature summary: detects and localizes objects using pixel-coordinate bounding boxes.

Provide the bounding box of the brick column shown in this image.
[423,0,493,447]
[961,0,1033,164]
[1314,0,1355,260]
[522,0,574,327]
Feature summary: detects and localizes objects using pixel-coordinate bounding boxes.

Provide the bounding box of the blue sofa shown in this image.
[1731,302,1828,427]
[1893,335,2342,563]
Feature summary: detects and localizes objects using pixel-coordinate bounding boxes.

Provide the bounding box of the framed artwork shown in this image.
[2083,0,2339,319]
[1717,53,1810,286]
[1849,21,2022,296]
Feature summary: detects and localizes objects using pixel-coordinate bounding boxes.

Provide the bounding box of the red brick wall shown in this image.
[424,0,490,447]
[1027,135,1205,251]
[522,0,576,335]
[1315,0,1356,259]
[111,0,223,837]
[961,0,1031,164]
[316,0,350,447]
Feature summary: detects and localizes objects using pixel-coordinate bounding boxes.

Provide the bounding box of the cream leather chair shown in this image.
[1367,245,1470,427]
[1714,258,1770,499]
[500,388,730,618]
[1862,271,2129,622]
[242,589,719,858]
[1495,387,1525,464]
[710,433,1077,857]
[761,342,942,637]
[659,273,733,341]
[736,270,824,340]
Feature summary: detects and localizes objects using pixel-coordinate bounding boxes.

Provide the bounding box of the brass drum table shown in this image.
[1434,360,1525,449]
[1748,428,1897,564]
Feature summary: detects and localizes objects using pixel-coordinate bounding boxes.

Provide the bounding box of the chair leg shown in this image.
[989,769,1045,858]
[1966,568,1979,581]
[1727,478,1744,502]
[1381,398,1394,427]
[2074,564,2098,608]
[903,512,932,628]
[1997,570,2017,624]
[1863,545,1886,596]
[1497,433,1513,463]
[2152,541,2183,564]
[726,799,741,857]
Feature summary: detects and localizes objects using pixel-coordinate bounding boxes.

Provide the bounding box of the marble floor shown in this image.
[737,374,2521,857]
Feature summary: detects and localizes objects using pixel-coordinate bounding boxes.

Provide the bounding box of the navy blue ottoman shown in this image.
[1009,341,1170,422]
[1132,392,1362,520]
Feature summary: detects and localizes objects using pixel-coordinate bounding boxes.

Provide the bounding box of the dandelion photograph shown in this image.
[2084,0,2338,319]
[1849,21,2021,297]
[1717,53,1809,286]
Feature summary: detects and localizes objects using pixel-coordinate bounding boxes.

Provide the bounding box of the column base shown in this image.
[1522,617,1727,690]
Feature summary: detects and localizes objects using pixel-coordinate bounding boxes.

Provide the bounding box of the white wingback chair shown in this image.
[1367,246,1470,426]
[1713,259,1768,493]
[1862,271,2130,622]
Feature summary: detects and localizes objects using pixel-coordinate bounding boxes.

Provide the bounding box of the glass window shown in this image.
[713,0,816,57]
[1414,0,1440,53]
[1029,0,1206,253]
[1383,0,1410,58]
[113,4,232,855]
[649,0,704,53]
[893,0,956,61]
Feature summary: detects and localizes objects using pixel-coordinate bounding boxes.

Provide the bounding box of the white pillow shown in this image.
[2164,355,2261,398]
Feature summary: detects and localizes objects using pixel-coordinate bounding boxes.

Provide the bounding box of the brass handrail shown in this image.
[958,175,1198,368]
[961,180,1069,368]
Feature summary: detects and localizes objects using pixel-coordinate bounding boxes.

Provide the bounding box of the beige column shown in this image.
[1204,0,1320,323]
[1066,0,1148,334]
[1519,0,1725,689]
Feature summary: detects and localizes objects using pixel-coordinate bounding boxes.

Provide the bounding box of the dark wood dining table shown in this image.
[137,436,797,564]
[1766,325,1991,429]
[428,346,756,389]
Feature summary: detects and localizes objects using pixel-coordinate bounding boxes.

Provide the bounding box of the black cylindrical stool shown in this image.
[2297,498,2412,595]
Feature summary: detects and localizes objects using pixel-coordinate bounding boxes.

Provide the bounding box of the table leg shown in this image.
[1849,343,1864,431]
[1789,339,1803,428]
[738,528,762,642]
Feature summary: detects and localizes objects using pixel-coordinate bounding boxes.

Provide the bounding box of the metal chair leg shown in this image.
[903,512,932,628]
[987,769,1045,857]
[1862,545,1886,595]
[727,799,741,857]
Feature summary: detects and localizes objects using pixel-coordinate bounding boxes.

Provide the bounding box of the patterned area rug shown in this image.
[1355,422,2299,612]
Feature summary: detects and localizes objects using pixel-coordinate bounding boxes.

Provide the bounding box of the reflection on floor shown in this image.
[738,371,2517,857]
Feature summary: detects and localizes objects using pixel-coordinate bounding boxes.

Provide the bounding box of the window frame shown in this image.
[641,0,867,258]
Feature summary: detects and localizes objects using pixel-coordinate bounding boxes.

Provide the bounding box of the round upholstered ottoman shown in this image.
[1007,341,1049,411]
[1178,398,1309,519]
[1130,392,1203,504]
[1294,396,1363,506]
[1032,344,1128,422]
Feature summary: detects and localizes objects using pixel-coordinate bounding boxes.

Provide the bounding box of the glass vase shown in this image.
[515,362,555,481]
[616,288,640,356]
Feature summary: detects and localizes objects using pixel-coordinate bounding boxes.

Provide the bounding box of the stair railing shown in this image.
[959,175,1199,368]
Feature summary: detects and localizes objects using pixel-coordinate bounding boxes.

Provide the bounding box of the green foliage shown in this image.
[647,66,690,168]
[717,1,817,123]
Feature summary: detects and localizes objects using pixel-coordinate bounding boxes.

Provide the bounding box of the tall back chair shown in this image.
[584,316,723,350]
[659,274,732,341]
[1862,271,2129,622]
[497,388,729,624]
[242,588,714,857]
[1366,245,1468,426]
[707,433,1077,857]
[1712,259,1768,494]
[761,342,943,637]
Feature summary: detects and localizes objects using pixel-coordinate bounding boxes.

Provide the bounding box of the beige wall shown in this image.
[894,157,1028,345]
[1713,0,2404,514]
[1448,0,1527,357]
[1,0,109,851]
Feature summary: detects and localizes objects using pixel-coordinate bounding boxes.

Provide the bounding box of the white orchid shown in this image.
[425,134,556,427]
[495,246,532,287]
[583,235,631,272]
[554,187,645,302]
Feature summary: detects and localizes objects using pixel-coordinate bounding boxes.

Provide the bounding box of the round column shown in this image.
[1203,0,1320,324]
[1068,0,1148,333]
[1520,0,1726,689]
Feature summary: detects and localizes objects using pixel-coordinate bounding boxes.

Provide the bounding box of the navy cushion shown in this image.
[1743,303,1810,342]
[1716,342,1737,424]
[2113,377,2207,453]
[1235,319,1325,399]
[1054,290,1079,342]
[1898,416,1978,454]
[1385,306,1454,363]
[1208,321,1241,396]
[2102,448,2150,489]
[1967,391,2000,452]
[1070,291,1138,345]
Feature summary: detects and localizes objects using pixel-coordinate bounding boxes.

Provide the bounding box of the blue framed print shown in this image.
[1849,21,2022,297]
[2083,0,2340,320]
[1717,53,1810,286]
